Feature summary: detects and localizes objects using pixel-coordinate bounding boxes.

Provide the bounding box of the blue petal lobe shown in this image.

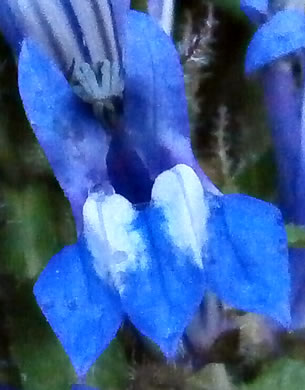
[206,194,290,326]
[71,386,99,390]
[18,39,109,233]
[112,10,219,197]
[82,165,207,356]
[111,165,207,355]
[240,0,268,24]
[262,65,303,222]
[289,248,305,328]
[0,1,23,51]
[110,0,131,43]
[124,12,201,182]
[245,10,305,73]
[122,208,205,357]
[34,241,123,376]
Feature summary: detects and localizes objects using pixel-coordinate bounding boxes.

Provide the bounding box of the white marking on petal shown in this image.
[13,0,85,70]
[152,164,209,269]
[67,0,108,64]
[83,191,113,282]
[83,189,148,293]
[92,0,120,62]
[15,0,56,57]
[148,0,175,36]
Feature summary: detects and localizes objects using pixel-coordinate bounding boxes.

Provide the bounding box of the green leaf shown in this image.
[241,358,305,390]
[1,184,75,279]
[8,281,75,390]
[286,224,305,248]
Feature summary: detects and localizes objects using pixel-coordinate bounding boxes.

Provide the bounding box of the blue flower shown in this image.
[240,0,268,24]
[0,0,290,377]
[241,2,305,328]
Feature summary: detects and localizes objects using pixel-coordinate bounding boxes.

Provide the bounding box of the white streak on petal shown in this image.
[35,0,85,66]
[14,0,85,70]
[83,190,148,293]
[15,0,56,56]
[93,0,120,62]
[152,164,209,269]
[83,191,113,280]
[148,0,175,36]
[160,0,175,36]
[68,0,107,64]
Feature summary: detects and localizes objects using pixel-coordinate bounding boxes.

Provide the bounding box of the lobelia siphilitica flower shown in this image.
[0,0,291,386]
[241,0,305,328]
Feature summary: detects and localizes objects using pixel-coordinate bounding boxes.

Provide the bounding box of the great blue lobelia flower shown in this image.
[0,0,290,378]
[241,0,305,328]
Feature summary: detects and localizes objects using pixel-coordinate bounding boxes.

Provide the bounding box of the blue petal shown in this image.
[245,10,305,73]
[71,386,99,390]
[289,248,305,328]
[240,0,268,24]
[123,12,208,184]
[0,1,23,51]
[116,165,209,357]
[110,0,131,42]
[0,0,130,75]
[206,194,290,326]
[123,212,204,356]
[148,0,164,21]
[125,11,189,140]
[262,66,303,222]
[82,165,208,356]
[33,240,123,376]
[18,39,109,233]
[107,11,219,198]
[106,134,154,204]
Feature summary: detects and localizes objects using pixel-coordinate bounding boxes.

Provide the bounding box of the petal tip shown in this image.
[245,9,305,74]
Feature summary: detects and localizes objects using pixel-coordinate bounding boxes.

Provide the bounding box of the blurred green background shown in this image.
[0,1,300,389]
